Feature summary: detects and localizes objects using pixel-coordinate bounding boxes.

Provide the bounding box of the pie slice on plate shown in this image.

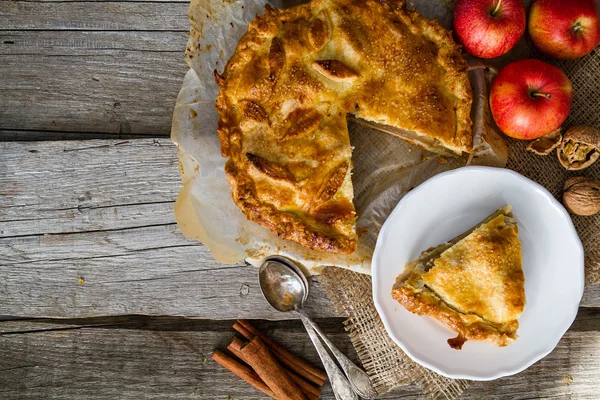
[392,206,525,349]
[214,0,473,254]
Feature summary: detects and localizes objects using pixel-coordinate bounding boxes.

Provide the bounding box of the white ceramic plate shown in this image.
[372,166,584,380]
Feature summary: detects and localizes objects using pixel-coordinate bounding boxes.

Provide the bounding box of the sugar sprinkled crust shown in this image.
[215,0,472,254]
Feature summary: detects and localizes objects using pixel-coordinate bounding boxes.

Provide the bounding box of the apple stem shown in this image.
[491,0,503,17]
[531,92,552,99]
[573,22,583,34]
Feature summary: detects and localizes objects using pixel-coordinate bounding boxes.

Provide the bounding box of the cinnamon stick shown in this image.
[211,350,276,399]
[287,370,321,400]
[238,337,307,400]
[229,336,247,352]
[232,321,255,340]
[233,319,327,387]
[235,319,327,387]
[228,337,321,400]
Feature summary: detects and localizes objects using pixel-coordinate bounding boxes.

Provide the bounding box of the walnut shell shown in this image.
[557,126,600,170]
[563,177,600,216]
[527,128,562,155]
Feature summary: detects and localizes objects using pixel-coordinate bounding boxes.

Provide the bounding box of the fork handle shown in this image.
[297,309,378,399]
[297,312,358,400]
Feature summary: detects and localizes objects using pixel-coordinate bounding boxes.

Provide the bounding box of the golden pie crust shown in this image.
[215,0,473,254]
[392,207,525,349]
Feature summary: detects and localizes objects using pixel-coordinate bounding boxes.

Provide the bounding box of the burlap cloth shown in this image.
[318,46,600,399]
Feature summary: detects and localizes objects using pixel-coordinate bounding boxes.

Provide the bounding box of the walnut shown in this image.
[526,128,562,155]
[563,177,600,216]
[557,126,600,170]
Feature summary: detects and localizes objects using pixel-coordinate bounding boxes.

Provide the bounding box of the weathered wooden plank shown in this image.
[0,130,149,141]
[0,239,338,319]
[1,139,599,319]
[1,139,180,236]
[0,31,186,55]
[0,2,189,31]
[0,318,362,400]
[0,139,337,318]
[1,310,599,399]
[3,223,190,263]
[0,30,188,135]
[4,222,596,314]
[2,306,598,333]
[16,0,189,2]
[582,290,600,308]
[7,0,304,5]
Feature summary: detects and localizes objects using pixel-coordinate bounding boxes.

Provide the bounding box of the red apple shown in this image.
[454,0,526,58]
[490,59,573,140]
[529,0,600,60]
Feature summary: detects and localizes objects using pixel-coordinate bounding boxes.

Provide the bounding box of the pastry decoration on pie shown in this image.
[392,207,525,349]
[214,0,473,254]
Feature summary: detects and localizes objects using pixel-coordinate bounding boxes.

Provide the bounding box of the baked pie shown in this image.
[215,0,473,254]
[392,207,525,349]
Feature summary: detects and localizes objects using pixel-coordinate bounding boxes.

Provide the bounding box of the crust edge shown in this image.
[225,160,357,254]
[392,285,518,349]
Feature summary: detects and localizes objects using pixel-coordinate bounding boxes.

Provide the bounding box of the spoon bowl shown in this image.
[258,256,307,312]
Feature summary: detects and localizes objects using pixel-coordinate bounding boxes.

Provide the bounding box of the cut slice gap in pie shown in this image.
[215,0,473,254]
[392,206,525,350]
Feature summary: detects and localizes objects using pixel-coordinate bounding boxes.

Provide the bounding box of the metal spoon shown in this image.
[268,259,377,399]
[258,257,356,400]
[258,257,378,399]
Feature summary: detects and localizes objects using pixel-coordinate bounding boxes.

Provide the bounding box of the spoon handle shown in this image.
[298,310,378,399]
[298,314,358,400]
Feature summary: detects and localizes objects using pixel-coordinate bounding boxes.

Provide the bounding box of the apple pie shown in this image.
[392,207,525,349]
[214,0,473,254]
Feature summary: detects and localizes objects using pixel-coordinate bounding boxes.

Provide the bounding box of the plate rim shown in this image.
[371,165,585,381]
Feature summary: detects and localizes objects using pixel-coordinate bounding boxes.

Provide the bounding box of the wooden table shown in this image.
[1,1,599,398]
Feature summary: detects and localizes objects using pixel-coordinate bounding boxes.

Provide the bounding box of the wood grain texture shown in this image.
[1,139,180,237]
[1,139,599,319]
[0,30,188,135]
[0,242,338,319]
[0,130,150,142]
[1,309,599,399]
[15,0,189,2]
[0,139,337,319]
[0,318,358,400]
[0,2,189,31]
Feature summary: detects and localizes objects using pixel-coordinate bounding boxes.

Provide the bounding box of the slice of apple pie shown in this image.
[392,207,525,349]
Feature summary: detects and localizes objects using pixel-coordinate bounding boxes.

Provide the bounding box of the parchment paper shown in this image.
[171,0,483,274]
